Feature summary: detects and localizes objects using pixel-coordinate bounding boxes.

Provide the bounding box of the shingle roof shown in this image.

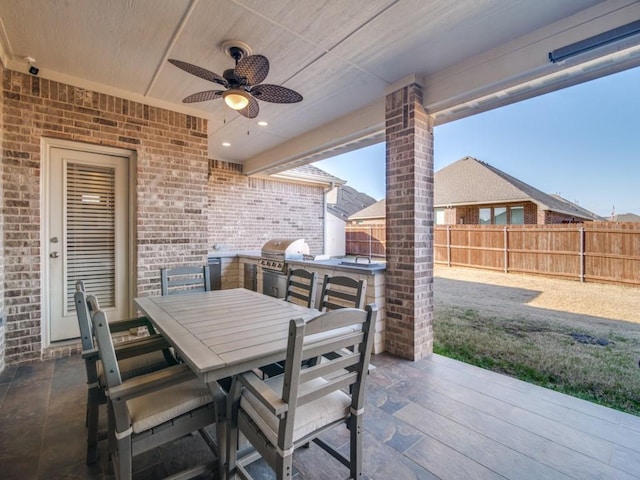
[434,156,600,220]
[548,195,603,221]
[327,186,377,220]
[611,213,640,222]
[349,199,385,220]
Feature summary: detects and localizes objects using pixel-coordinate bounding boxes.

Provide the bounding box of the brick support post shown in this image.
[384,83,434,360]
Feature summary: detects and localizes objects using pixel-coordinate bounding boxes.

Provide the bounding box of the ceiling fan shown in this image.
[169,44,303,119]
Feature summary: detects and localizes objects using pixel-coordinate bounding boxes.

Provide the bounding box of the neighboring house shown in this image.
[348,157,602,226]
[325,185,377,256]
[434,156,601,225]
[349,199,386,225]
[610,213,640,222]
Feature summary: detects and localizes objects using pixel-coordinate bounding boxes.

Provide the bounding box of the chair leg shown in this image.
[227,381,241,480]
[86,387,100,464]
[275,452,293,480]
[349,414,363,478]
[216,396,227,480]
[116,435,133,480]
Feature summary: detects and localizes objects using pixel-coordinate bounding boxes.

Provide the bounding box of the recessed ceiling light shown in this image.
[222,142,231,147]
[257,121,268,126]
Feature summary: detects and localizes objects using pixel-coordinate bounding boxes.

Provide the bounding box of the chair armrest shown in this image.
[109,364,195,401]
[108,316,154,334]
[114,335,170,360]
[238,372,288,417]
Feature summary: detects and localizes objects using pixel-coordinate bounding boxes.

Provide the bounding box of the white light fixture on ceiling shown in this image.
[257,121,268,126]
[222,89,250,110]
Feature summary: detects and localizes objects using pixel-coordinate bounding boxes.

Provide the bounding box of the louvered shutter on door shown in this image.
[66,163,116,310]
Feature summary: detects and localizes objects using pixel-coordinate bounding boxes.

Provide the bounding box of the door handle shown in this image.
[50,252,60,258]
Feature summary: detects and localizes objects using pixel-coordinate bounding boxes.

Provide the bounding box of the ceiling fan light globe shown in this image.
[223,90,250,110]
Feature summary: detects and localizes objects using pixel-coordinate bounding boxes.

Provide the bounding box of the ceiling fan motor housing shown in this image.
[223,69,239,84]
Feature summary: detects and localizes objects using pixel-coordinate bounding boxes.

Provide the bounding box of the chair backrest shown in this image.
[284,268,317,309]
[90,308,123,389]
[318,275,366,312]
[74,280,96,352]
[280,304,377,443]
[161,265,211,295]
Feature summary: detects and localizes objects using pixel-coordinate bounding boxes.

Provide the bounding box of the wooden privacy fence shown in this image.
[347,222,640,286]
[345,224,386,257]
[434,223,640,286]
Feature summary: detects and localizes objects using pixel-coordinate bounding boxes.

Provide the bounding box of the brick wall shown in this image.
[207,160,325,254]
[454,205,479,224]
[0,60,4,372]
[1,68,208,364]
[384,83,434,361]
[540,209,585,224]
[524,203,538,224]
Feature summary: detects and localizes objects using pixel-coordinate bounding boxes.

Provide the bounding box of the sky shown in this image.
[314,66,640,218]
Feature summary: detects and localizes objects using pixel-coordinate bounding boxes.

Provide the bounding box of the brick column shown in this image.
[384,82,434,360]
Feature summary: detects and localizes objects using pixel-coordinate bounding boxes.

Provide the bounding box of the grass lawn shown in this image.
[434,304,640,416]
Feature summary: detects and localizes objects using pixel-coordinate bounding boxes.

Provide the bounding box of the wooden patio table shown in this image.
[134,288,319,478]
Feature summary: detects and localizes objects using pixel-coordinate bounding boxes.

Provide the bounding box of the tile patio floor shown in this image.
[0,352,638,479]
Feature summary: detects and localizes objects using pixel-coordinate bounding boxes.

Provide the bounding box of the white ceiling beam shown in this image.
[243,99,385,175]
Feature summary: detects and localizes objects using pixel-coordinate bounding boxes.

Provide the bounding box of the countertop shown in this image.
[209,251,385,274]
[287,258,386,274]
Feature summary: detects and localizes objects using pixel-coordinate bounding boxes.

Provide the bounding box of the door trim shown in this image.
[41,138,137,348]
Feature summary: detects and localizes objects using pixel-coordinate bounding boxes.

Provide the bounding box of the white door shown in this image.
[48,147,131,342]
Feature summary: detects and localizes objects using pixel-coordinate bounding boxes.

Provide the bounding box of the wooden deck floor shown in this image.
[0,352,638,479]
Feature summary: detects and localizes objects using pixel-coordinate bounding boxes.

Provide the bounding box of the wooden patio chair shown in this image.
[227,304,378,480]
[319,274,366,312]
[284,268,318,308]
[91,307,225,480]
[258,268,318,379]
[74,281,178,464]
[160,265,211,295]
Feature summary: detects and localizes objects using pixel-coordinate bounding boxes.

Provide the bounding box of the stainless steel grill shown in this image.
[259,238,309,273]
[260,238,309,299]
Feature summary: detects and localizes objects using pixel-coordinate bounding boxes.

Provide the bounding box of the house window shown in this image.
[510,206,524,224]
[494,207,507,224]
[479,208,491,225]
[435,208,445,225]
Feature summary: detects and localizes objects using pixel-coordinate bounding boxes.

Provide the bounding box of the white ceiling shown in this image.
[2,0,640,174]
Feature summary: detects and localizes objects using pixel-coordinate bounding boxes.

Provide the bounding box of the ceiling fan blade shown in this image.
[168,59,229,88]
[234,55,269,86]
[250,84,303,103]
[182,90,224,103]
[238,96,259,119]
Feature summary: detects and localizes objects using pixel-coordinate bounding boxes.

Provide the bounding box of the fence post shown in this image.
[447,225,451,267]
[579,226,585,282]
[504,226,509,274]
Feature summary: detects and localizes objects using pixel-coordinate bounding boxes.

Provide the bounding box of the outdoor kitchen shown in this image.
[208,236,387,354]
